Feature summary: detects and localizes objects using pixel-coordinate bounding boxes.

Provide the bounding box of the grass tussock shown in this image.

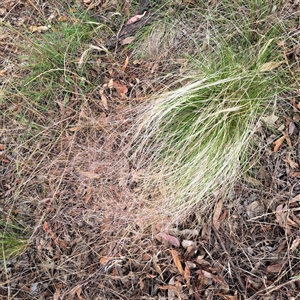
[131,3,292,221]
[0,221,28,260]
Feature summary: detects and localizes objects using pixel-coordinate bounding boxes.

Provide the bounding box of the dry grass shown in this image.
[1,0,300,299]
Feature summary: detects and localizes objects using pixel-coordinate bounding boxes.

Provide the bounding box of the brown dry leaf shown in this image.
[76,286,84,300]
[84,187,92,204]
[139,278,144,290]
[28,25,50,33]
[218,291,238,300]
[243,174,263,187]
[273,135,287,152]
[57,15,68,22]
[0,7,7,16]
[126,11,146,25]
[53,287,61,300]
[259,61,282,72]
[184,264,191,287]
[266,263,283,274]
[0,144,4,150]
[153,255,163,279]
[289,121,296,135]
[113,81,128,99]
[159,285,178,291]
[43,221,56,240]
[142,253,151,261]
[246,201,264,218]
[202,270,213,279]
[291,238,300,251]
[58,239,68,248]
[108,78,114,89]
[261,114,278,126]
[121,56,129,72]
[284,155,299,169]
[100,89,108,110]
[120,36,135,45]
[213,199,223,230]
[100,256,111,265]
[159,233,180,247]
[275,204,292,234]
[291,194,300,203]
[181,240,194,249]
[291,172,300,177]
[77,169,100,179]
[169,250,184,276]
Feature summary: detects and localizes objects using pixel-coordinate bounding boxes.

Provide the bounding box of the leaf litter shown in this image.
[1,1,300,300]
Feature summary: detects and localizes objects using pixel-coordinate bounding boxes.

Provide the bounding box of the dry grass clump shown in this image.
[130,3,292,222]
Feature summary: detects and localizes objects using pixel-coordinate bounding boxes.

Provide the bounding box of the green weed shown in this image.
[0,222,28,260]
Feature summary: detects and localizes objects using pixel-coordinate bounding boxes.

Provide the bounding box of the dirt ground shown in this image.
[1,1,300,299]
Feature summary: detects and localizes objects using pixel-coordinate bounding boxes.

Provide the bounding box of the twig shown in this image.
[212,225,246,292]
[247,277,300,300]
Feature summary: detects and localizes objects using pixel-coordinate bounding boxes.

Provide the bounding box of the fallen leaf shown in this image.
[0,7,7,16]
[181,240,194,248]
[108,78,114,89]
[153,255,163,279]
[113,81,128,99]
[0,144,4,150]
[291,172,300,177]
[266,263,283,274]
[43,221,56,240]
[291,238,300,251]
[159,233,180,247]
[120,36,135,45]
[261,114,278,126]
[100,257,112,265]
[99,89,108,110]
[217,291,238,300]
[259,61,282,72]
[202,270,213,279]
[284,155,299,169]
[84,187,92,204]
[291,194,300,203]
[275,204,292,234]
[76,286,84,300]
[159,285,178,290]
[246,201,264,218]
[184,264,191,287]
[289,121,296,135]
[57,16,68,22]
[273,135,287,152]
[213,199,223,230]
[126,11,146,25]
[169,250,184,276]
[243,174,263,187]
[121,56,129,72]
[139,278,144,290]
[28,25,51,33]
[142,253,151,261]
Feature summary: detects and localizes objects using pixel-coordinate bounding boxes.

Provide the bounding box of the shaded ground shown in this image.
[1,1,300,299]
